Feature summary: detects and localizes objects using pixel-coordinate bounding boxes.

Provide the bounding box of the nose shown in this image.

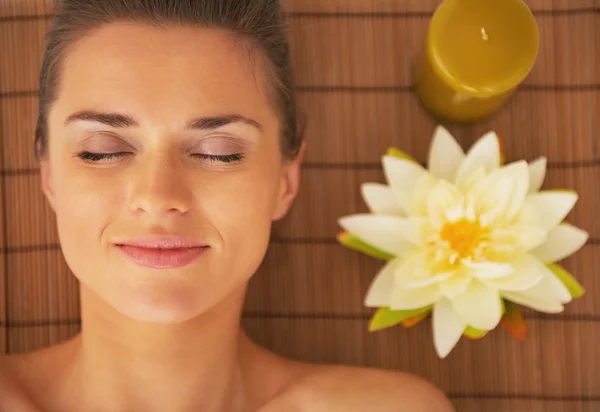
[128,155,192,216]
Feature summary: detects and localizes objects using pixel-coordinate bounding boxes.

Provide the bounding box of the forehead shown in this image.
[54,22,274,125]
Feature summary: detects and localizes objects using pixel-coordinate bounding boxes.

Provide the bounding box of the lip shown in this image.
[116,237,208,269]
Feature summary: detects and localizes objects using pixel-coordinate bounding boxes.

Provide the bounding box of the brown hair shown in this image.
[35,0,304,159]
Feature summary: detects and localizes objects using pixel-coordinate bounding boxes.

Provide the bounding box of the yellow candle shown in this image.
[414,0,539,123]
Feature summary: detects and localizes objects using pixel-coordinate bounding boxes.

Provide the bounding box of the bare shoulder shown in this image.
[0,354,43,412]
[0,340,75,412]
[271,364,455,412]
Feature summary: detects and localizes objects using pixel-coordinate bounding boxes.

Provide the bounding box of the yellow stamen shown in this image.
[440,218,485,258]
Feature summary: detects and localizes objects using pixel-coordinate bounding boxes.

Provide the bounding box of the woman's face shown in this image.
[41,23,301,323]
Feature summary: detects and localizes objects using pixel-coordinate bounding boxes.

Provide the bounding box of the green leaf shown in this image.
[463,326,487,340]
[386,147,418,163]
[547,263,585,298]
[337,232,395,261]
[369,306,432,332]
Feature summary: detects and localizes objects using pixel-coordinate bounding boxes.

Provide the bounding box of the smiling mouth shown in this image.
[115,237,209,269]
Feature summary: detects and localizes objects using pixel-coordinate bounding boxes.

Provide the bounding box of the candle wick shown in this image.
[480,27,490,41]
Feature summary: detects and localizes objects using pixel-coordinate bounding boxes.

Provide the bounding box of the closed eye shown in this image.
[76,151,132,163]
[75,152,245,165]
[191,153,245,164]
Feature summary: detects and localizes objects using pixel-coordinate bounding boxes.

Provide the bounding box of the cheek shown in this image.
[203,166,280,247]
[198,162,282,285]
[51,163,123,271]
[54,168,121,224]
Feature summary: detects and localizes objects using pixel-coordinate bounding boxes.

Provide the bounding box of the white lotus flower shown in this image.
[339,126,588,358]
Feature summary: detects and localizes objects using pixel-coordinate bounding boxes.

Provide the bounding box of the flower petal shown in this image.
[364,259,398,307]
[503,161,531,221]
[440,268,473,299]
[390,283,442,311]
[382,156,427,213]
[532,223,589,263]
[433,298,466,358]
[451,280,503,330]
[455,131,501,189]
[514,202,543,227]
[428,125,465,182]
[456,166,487,195]
[338,215,415,257]
[408,173,439,217]
[395,252,452,289]
[469,161,529,225]
[528,157,547,193]
[502,265,572,312]
[542,265,573,304]
[502,292,563,313]
[547,263,585,299]
[361,183,404,215]
[395,217,427,246]
[517,226,549,252]
[481,254,544,291]
[337,232,395,261]
[463,260,514,279]
[469,173,516,226]
[486,225,548,262]
[427,180,464,229]
[525,191,579,231]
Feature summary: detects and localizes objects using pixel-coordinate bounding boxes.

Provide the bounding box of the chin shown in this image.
[111,287,214,324]
[83,271,223,324]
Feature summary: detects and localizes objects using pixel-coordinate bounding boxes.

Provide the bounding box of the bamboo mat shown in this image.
[0,1,599,411]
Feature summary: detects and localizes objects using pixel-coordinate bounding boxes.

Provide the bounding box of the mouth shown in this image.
[115,237,209,269]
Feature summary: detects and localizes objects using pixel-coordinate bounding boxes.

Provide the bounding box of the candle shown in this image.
[414,0,539,123]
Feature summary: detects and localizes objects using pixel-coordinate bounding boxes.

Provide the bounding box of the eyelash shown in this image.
[193,153,245,163]
[76,152,245,164]
[77,152,130,162]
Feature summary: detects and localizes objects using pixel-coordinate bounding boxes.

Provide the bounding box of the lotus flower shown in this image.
[338,126,588,358]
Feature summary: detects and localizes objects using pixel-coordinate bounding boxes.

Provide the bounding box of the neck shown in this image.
[60,284,253,412]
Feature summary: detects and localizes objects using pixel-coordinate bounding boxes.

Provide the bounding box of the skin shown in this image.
[0,23,455,412]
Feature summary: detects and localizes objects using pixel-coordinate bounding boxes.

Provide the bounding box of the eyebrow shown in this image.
[64,111,263,131]
[65,111,137,128]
